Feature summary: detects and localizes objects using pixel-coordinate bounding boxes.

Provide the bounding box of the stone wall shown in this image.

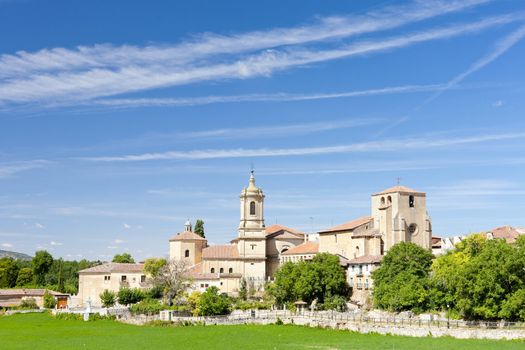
[153,310,525,340]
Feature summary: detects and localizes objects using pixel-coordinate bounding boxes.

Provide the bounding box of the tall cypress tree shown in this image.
[194,219,205,238]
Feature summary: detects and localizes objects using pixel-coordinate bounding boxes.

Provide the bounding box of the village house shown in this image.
[77,262,146,307]
[0,288,69,309]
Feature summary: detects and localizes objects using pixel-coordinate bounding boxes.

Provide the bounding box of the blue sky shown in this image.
[1,0,525,261]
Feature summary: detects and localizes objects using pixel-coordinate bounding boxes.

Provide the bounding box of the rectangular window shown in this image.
[141,275,146,283]
[121,275,127,282]
[104,275,111,281]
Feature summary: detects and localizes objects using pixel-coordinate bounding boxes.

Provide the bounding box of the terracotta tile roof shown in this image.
[265,224,304,236]
[202,245,240,259]
[318,216,372,234]
[0,288,69,297]
[348,255,383,264]
[374,185,425,196]
[79,263,144,274]
[186,263,218,280]
[487,226,525,244]
[282,241,319,255]
[169,231,206,241]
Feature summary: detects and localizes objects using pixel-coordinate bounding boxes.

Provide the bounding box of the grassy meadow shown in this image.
[0,313,523,350]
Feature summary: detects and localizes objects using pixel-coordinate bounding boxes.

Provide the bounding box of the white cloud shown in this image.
[122,223,131,229]
[1,243,13,248]
[107,246,118,250]
[82,132,525,162]
[420,24,525,106]
[35,223,45,229]
[0,4,511,106]
[0,160,48,179]
[0,0,489,78]
[93,84,447,108]
[114,239,125,244]
[492,100,504,107]
[50,241,63,246]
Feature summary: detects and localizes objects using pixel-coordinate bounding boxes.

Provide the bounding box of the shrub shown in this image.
[129,299,165,315]
[43,290,57,309]
[100,289,117,308]
[196,286,231,316]
[322,295,347,311]
[19,298,38,310]
[117,287,144,306]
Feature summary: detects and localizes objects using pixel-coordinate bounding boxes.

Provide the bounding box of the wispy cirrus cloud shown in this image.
[0,160,48,178]
[81,132,525,162]
[420,23,525,106]
[93,84,447,108]
[0,1,508,106]
[0,0,489,79]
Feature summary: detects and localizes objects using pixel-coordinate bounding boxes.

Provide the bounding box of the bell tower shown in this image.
[237,171,267,280]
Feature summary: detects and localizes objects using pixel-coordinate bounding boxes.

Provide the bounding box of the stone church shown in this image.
[170,173,433,298]
[77,173,433,305]
[169,172,305,294]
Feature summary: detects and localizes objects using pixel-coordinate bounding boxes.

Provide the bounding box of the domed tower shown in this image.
[237,171,267,281]
[169,220,207,265]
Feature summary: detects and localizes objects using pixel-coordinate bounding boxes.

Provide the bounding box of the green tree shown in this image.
[32,250,53,285]
[144,258,167,277]
[238,277,247,301]
[0,257,20,288]
[117,287,144,306]
[16,267,33,286]
[43,290,57,309]
[100,289,117,308]
[269,253,348,307]
[372,242,434,312]
[194,219,205,238]
[197,286,231,316]
[112,253,135,263]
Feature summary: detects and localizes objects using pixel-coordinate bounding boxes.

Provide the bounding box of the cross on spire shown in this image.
[396,177,402,185]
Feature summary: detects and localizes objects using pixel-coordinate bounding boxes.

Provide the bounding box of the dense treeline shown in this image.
[373,236,525,321]
[0,250,101,294]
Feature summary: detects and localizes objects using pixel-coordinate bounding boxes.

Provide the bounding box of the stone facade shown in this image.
[77,263,146,307]
[171,172,305,295]
[318,185,433,304]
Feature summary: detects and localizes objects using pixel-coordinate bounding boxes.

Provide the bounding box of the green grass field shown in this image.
[0,313,523,350]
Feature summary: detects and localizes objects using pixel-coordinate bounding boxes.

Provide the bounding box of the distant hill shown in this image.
[0,249,32,260]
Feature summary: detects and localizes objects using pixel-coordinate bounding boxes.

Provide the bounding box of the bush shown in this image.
[117,287,144,306]
[100,289,117,308]
[196,286,231,316]
[322,295,347,311]
[43,290,56,309]
[145,285,164,299]
[19,298,38,310]
[55,312,115,321]
[129,299,165,315]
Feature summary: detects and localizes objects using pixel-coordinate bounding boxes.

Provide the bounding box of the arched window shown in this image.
[409,195,415,207]
[250,201,256,215]
[381,197,385,204]
[220,268,224,274]
[211,268,215,273]
[387,196,392,204]
[184,249,190,258]
[229,268,233,273]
